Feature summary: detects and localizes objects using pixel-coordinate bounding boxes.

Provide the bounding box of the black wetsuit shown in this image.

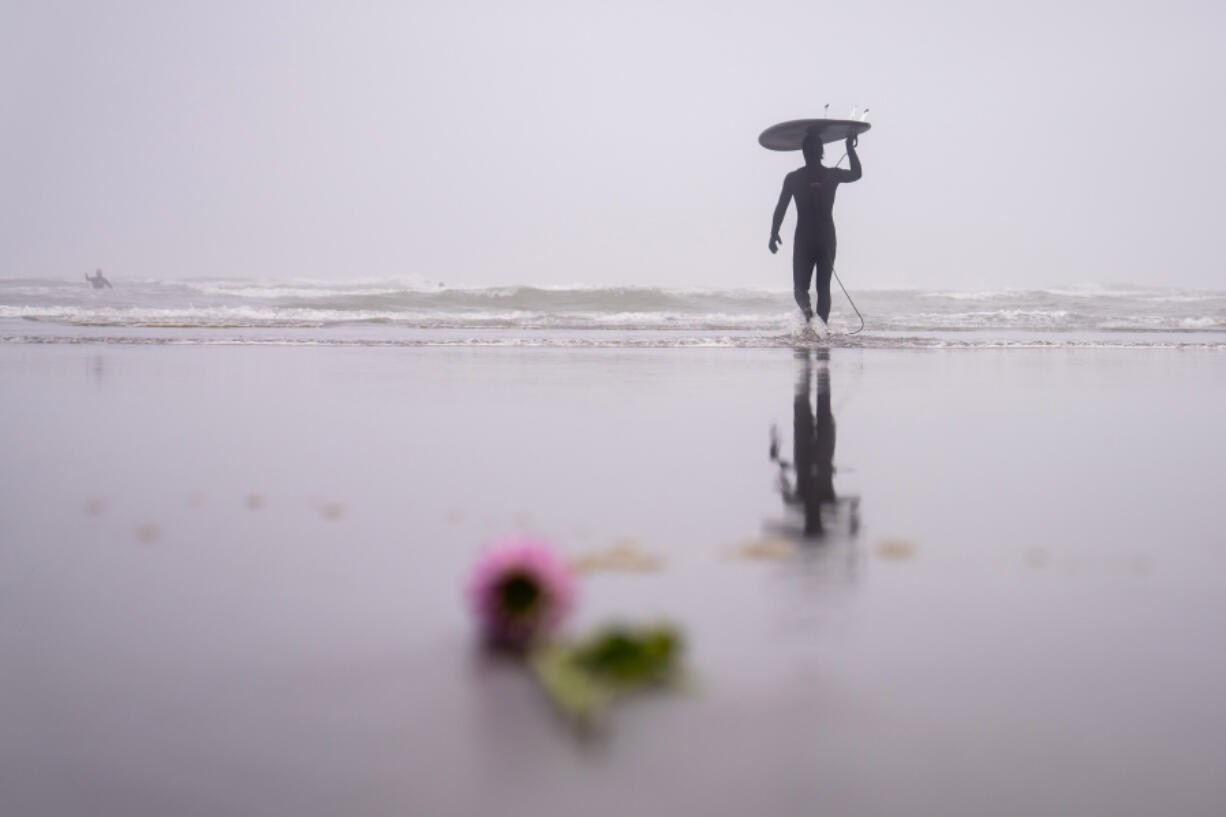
[772,155,860,322]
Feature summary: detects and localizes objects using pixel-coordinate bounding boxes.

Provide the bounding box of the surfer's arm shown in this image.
[769,176,791,253]
[833,138,862,182]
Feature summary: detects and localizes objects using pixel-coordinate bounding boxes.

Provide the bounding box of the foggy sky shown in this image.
[3,0,1223,290]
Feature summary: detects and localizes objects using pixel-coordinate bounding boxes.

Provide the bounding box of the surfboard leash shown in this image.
[829,152,865,335]
[833,268,865,335]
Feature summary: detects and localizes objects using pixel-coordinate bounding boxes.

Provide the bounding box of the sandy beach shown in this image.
[2,342,1225,816]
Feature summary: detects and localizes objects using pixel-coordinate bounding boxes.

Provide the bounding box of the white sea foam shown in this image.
[4,331,1225,352]
[1180,317,1220,329]
[181,284,410,299]
[2,278,1223,340]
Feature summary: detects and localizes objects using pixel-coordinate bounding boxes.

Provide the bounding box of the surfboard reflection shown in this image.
[769,349,859,540]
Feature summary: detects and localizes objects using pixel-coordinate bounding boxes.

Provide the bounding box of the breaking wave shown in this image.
[2,278,1224,338]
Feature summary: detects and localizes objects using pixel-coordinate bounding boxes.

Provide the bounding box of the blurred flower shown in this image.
[468,537,576,647]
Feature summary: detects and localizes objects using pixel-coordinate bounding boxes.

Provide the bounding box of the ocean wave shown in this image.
[3,278,1224,335]
[5,332,1225,352]
[179,283,414,300]
[890,309,1076,329]
[6,306,796,331]
[914,286,1226,303]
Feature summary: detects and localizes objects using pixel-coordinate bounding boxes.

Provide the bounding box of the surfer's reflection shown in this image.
[770,349,859,539]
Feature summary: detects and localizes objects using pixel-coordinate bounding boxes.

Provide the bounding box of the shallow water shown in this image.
[2,344,1225,816]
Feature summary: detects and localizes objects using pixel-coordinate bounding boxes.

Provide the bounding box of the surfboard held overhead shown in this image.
[758,119,871,151]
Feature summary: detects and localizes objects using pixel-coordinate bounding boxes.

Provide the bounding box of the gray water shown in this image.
[3,278,1225,348]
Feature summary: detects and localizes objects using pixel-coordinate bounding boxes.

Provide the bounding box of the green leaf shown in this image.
[529,623,684,724]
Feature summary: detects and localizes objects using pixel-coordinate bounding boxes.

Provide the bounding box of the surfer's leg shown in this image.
[815,244,835,324]
[792,240,815,321]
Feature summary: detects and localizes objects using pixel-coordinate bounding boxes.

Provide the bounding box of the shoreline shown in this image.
[3,343,1225,816]
[4,318,1226,351]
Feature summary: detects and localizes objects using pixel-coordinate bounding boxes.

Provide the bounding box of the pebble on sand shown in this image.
[875,538,917,560]
[728,537,798,561]
[571,540,663,573]
[311,498,345,519]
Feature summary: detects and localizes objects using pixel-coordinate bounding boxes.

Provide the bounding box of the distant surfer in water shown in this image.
[85,269,112,289]
[769,131,861,331]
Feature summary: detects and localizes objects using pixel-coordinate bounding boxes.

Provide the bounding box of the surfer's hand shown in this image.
[846,134,858,149]
[769,234,781,254]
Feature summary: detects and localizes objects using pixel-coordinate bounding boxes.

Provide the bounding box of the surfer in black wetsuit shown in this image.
[85,269,112,289]
[769,131,861,328]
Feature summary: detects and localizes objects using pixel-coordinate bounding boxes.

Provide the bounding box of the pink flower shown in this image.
[467,537,576,647]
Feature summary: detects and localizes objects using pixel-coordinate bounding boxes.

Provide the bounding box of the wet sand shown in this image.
[2,344,1225,816]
